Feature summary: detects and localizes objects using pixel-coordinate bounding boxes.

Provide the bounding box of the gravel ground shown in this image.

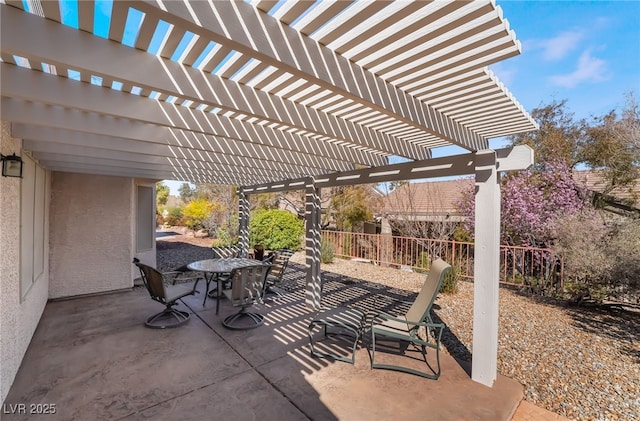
[157,231,639,421]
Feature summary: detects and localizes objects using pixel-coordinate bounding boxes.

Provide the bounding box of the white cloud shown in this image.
[488,62,516,87]
[549,50,609,88]
[528,30,584,61]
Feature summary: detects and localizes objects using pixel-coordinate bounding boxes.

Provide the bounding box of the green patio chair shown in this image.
[369,258,451,379]
[132,258,201,329]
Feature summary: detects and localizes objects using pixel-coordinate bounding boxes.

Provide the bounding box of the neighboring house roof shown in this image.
[380,178,474,222]
[379,171,640,223]
[573,170,640,214]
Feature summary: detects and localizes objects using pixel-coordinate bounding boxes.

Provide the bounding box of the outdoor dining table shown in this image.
[187,258,267,314]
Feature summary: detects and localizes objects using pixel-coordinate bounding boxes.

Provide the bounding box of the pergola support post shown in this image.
[471,150,501,387]
[304,180,322,310]
[238,189,250,258]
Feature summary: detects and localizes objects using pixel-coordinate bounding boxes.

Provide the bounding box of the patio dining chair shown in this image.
[263,249,294,299]
[369,258,451,379]
[222,263,272,330]
[211,245,241,291]
[132,258,201,329]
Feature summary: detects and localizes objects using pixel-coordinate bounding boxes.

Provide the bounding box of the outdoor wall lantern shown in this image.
[1,153,24,178]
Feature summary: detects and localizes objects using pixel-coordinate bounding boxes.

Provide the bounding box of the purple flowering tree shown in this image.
[458,159,587,247]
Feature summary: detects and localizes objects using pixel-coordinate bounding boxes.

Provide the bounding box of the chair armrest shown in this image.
[166,270,203,286]
[162,271,183,277]
[371,311,445,330]
[372,295,416,311]
[371,311,445,346]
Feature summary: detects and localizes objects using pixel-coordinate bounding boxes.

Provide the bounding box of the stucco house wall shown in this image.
[0,121,50,403]
[1,120,157,402]
[49,173,137,298]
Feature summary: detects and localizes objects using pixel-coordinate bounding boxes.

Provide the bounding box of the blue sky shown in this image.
[490,0,639,123]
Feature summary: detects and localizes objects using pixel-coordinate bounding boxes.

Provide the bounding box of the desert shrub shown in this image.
[440,261,460,294]
[606,219,640,301]
[249,209,304,251]
[182,198,213,230]
[320,241,335,264]
[451,225,473,243]
[164,206,183,226]
[211,238,234,248]
[214,213,238,247]
[415,251,431,273]
[551,210,612,303]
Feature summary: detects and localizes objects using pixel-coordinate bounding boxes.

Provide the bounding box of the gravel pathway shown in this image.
[157,232,639,421]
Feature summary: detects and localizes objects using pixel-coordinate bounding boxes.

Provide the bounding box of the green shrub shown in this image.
[415,251,431,273]
[321,241,335,264]
[211,238,235,248]
[249,209,304,251]
[440,262,460,294]
[164,206,183,226]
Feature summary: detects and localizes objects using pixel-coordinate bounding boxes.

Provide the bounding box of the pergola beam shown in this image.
[12,122,342,177]
[244,146,534,193]
[23,139,291,182]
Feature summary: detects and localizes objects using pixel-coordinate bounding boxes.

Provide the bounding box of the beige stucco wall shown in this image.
[49,173,135,298]
[1,121,159,402]
[0,121,50,404]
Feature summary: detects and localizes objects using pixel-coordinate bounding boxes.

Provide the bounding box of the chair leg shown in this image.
[145,307,191,329]
[370,330,441,379]
[263,285,285,301]
[222,306,264,330]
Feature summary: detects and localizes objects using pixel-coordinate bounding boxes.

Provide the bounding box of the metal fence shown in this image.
[321,230,564,293]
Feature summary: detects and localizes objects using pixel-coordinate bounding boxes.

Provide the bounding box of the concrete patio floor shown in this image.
[4,264,529,421]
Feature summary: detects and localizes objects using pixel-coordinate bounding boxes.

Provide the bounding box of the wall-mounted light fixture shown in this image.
[1,153,24,178]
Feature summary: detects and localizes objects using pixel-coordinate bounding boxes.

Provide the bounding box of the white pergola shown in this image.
[0,0,537,386]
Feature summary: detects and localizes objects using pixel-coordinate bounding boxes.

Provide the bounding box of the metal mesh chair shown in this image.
[263,249,294,299]
[222,264,272,330]
[133,258,200,329]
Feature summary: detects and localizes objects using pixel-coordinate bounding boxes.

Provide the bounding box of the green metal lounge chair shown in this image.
[370,258,451,379]
[132,258,201,329]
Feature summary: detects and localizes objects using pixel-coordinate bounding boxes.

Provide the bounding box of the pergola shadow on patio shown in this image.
[4,263,522,421]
